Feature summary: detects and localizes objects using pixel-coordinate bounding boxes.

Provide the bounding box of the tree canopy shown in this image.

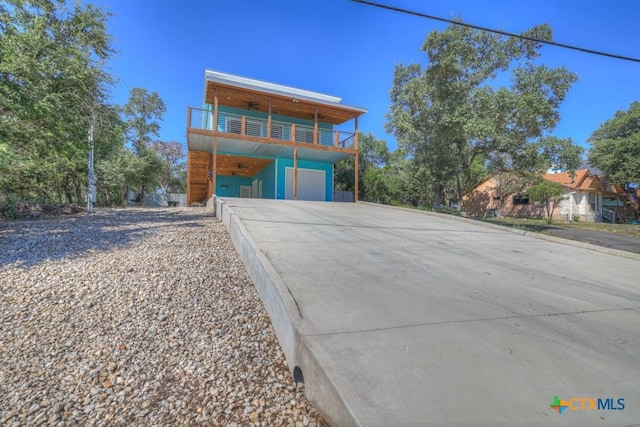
[0,1,185,208]
[386,21,582,209]
[588,101,640,190]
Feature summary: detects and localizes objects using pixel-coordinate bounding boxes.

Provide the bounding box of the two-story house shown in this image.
[186,70,367,205]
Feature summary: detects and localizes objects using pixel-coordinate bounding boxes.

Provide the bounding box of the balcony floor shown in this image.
[187,132,353,163]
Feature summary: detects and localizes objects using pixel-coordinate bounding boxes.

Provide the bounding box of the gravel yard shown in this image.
[0,208,328,426]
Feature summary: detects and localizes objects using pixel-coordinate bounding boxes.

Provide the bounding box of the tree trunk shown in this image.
[432,183,443,211]
[122,186,127,208]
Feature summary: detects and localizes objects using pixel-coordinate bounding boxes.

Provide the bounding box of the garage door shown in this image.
[285,167,325,201]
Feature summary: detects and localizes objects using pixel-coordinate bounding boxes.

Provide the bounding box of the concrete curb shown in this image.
[357,201,640,262]
[216,198,359,427]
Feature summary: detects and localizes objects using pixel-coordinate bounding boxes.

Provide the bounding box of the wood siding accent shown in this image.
[187,151,210,205]
[204,81,363,125]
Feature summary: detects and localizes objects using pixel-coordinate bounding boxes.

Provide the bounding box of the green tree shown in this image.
[528,179,565,223]
[121,88,167,202]
[334,132,390,198]
[0,0,114,202]
[152,140,186,193]
[588,101,640,190]
[386,21,579,210]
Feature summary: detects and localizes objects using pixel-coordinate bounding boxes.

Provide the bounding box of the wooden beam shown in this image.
[267,98,272,138]
[293,146,298,200]
[241,115,246,136]
[207,149,213,200]
[314,107,318,145]
[291,123,296,142]
[188,128,357,154]
[212,137,217,199]
[186,150,192,205]
[354,117,359,202]
[213,89,218,131]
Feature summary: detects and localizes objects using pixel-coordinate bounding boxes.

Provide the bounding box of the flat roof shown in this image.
[203,70,367,115]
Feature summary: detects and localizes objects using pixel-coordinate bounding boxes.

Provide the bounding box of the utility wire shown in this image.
[351,0,640,63]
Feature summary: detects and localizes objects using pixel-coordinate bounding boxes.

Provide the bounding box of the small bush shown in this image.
[1,194,19,219]
[573,215,581,223]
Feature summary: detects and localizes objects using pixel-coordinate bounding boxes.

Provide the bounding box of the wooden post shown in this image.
[291,123,296,142]
[241,115,246,135]
[293,146,298,200]
[212,137,217,199]
[334,130,339,147]
[187,107,192,130]
[207,150,213,200]
[354,117,359,202]
[187,151,191,205]
[313,107,318,145]
[267,98,272,138]
[213,89,218,131]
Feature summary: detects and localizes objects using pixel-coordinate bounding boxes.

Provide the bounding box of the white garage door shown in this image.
[285,167,325,201]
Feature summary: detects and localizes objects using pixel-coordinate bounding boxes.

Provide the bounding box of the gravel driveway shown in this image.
[0,208,328,426]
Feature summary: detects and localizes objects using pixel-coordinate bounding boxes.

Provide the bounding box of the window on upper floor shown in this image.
[271,123,284,140]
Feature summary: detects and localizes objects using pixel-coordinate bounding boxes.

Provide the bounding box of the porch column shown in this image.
[186,150,192,205]
[354,116,359,202]
[212,136,218,199]
[267,98,272,138]
[314,107,318,145]
[207,150,213,200]
[293,146,298,200]
[213,89,218,132]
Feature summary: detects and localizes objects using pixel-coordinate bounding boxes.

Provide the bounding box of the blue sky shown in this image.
[102,0,640,153]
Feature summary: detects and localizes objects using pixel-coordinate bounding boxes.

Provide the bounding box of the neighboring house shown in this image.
[462,169,627,222]
[186,70,367,205]
[461,174,546,219]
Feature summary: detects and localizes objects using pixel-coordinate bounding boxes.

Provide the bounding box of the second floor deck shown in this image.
[188,107,357,150]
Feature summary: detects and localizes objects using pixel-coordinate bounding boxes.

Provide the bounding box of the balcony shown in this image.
[187,107,356,152]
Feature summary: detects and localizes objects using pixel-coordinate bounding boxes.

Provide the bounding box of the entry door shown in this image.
[285,167,325,201]
[240,186,252,198]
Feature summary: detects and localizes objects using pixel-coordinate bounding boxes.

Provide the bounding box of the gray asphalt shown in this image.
[543,227,640,254]
[217,199,640,426]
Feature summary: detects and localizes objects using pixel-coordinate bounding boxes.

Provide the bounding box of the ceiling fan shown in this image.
[247,101,260,111]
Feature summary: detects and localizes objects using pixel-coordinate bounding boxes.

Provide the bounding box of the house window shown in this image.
[295,127,314,143]
[225,117,263,137]
[589,193,597,212]
[246,120,263,137]
[513,195,529,205]
[226,117,241,134]
[271,123,284,140]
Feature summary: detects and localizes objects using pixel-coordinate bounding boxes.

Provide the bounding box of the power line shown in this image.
[351,0,640,63]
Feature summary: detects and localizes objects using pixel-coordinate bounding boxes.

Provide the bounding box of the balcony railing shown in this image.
[188,107,355,149]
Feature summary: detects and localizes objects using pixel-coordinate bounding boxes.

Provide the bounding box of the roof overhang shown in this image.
[203,70,367,125]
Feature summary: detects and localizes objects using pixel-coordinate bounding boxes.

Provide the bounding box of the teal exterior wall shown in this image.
[215,175,252,198]
[208,106,337,201]
[211,105,333,131]
[254,159,277,199]
[276,158,333,201]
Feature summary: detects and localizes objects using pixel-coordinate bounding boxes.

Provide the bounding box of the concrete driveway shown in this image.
[217,199,640,426]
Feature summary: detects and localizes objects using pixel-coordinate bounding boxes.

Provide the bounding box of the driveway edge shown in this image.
[216,197,359,427]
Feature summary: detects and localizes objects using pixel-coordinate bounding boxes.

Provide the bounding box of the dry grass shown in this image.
[481,217,640,238]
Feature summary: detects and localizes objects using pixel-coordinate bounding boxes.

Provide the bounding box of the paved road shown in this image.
[542,227,640,254]
[218,199,640,426]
